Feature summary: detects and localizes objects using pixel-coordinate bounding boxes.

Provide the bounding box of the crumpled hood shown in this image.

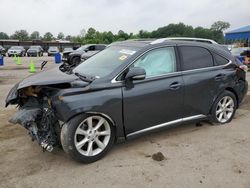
[6,66,89,107]
[18,66,79,89]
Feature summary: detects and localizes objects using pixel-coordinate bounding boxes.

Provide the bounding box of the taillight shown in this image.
[239,65,248,73]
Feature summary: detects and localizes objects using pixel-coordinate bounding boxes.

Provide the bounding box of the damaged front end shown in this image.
[8,86,61,152]
[5,67,91,152]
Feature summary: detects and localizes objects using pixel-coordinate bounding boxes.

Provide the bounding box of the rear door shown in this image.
[122,46,184,136]
[178,45,231,117]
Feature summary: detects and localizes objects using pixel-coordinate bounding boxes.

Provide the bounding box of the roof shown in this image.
[226,25,250,34]
[150,37,217,44]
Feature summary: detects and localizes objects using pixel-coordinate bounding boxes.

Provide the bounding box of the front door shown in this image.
[122,47,184,136]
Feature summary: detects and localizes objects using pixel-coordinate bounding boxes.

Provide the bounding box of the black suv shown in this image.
[62,44,106,65]
[6,39,248,163]
[27,46,44,57]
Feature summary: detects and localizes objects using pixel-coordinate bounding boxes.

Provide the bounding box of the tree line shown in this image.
[0,21,230,44]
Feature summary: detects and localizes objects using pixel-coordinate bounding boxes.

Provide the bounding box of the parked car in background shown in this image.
[5,39,248,163]
[62,47,73,53]
[62,44,106,65]
[81,50,101,62]
[7,46,26,57]
[27,46,43,57]
[0,45,6,56]
[47,46,59,56]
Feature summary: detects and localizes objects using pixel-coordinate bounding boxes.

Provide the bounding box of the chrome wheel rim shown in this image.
[216,96,234,123]
[74,116,111,156]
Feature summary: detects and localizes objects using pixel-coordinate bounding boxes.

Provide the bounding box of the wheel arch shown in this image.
[225,87,239,107]
[66,111,116,127]
[210,87,239,115]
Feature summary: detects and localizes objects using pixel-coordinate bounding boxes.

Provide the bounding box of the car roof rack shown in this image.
[150,37,218,45]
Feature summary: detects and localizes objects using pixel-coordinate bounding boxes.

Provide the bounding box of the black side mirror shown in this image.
[125,67,146,81]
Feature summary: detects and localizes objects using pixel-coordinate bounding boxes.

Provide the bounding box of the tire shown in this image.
[61,114,115,163]
[211,90,237,124]
[71,56,80,65]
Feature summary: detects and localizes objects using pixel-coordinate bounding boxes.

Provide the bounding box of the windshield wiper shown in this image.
[74,72,95,83]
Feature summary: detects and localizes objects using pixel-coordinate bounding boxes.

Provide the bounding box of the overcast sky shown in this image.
[0,0,249,36]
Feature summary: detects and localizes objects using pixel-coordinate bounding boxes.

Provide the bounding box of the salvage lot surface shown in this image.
[0,57,250,188]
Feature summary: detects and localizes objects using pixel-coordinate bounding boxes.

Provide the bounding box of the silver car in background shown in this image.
[7,46,26,57]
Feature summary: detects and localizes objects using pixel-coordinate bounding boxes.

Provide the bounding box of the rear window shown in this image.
[213,53,229,66]
[179,46,214,71]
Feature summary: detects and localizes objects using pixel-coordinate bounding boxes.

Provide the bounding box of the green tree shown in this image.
[85,28,96,41]
[65,35,72,41]
[116,30,129,40]
[30,31,40,40]
[210,21,230,43]
[138,30,151,38]
[211,21,230,32]
[57,32,65,40]
[43,32,54,41]
[11,30,29,41]
[0,32,9,39]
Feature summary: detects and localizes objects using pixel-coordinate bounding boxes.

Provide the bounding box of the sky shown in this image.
[0,0,249,37]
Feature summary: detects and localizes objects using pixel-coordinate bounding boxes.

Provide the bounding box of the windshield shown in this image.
[75,45,89,52]
[64,48,72,51]
[29,46,40,49]
[10,46,22,50]
[49,47,58,50]
[73,46,138,78]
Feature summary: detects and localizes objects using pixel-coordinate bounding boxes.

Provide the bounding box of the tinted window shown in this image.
[133,47,176,77]
[213,53,229,65]
[95,45,106,50]
[88,46,95,51]
[179,46,213,71]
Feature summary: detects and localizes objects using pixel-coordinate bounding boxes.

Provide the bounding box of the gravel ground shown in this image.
[0,56,250,188]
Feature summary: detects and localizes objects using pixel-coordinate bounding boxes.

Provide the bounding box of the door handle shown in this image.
[215,74,225,81]
[170,82,181,90]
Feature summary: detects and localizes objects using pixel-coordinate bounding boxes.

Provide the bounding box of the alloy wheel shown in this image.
[216,96,234,123]
[74,116,111,156]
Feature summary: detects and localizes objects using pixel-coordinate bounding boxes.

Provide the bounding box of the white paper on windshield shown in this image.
[119,49,136,55]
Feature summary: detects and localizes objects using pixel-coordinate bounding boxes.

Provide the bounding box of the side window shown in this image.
[133,47,176,78]
[213,53,229,65]
[179,46,214,71]
[96,45,106,50]
[88,46,95,51]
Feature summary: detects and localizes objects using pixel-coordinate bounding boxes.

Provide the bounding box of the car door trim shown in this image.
[126,114,206,138]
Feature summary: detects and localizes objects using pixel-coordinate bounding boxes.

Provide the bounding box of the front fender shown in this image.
[52,87,125,141]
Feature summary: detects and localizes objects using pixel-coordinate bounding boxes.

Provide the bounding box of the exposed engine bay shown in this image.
[9,86,63,152]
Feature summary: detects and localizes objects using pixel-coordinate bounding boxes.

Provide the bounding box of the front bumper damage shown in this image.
[10,97,60,152]
[9,96,60,152]
[5,67,90,152]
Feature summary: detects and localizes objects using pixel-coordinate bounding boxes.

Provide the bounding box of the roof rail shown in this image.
[150,37,218,45]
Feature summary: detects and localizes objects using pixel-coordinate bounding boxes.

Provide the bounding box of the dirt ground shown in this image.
[0,56,250,188]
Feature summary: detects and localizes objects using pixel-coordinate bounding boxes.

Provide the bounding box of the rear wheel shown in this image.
[61,114,115,163]
[211,91,237,124]
[71,56,80,65]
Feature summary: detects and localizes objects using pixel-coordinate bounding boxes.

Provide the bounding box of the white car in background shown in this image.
[7,46,26,57]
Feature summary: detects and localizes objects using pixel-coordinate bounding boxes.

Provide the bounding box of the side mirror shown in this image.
[125,67,146,81]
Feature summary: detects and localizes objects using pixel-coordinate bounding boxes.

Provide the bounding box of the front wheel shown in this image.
[211,91,237,124]
[61,114,115,163]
